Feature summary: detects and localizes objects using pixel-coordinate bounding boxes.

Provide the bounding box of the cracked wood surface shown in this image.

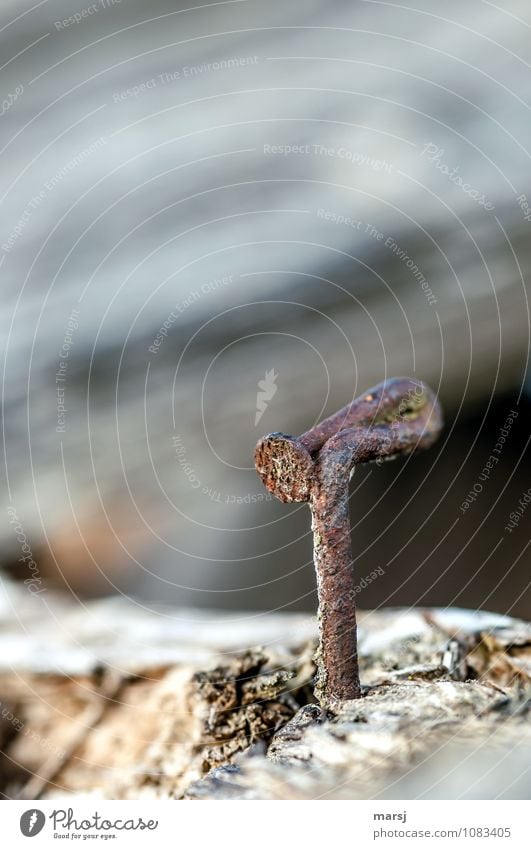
[0,578,529,799]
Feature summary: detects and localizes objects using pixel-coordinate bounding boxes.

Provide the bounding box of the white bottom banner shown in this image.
[0,800,528,848]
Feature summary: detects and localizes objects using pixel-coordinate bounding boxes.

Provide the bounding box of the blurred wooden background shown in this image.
[1,0,530,616]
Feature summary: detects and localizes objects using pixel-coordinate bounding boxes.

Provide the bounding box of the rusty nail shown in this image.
[254,377,443,708]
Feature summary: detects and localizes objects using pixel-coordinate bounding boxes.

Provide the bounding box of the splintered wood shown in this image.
[0,579,529,799]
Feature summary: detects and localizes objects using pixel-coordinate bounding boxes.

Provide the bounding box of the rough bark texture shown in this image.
[0,577,529,800]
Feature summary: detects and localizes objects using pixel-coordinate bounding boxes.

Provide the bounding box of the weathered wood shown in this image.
[0,578,529,799]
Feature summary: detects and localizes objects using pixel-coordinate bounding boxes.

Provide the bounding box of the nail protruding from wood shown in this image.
[254,377,444,708]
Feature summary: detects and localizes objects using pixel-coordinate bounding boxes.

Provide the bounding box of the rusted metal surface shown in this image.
[255,378,444,707]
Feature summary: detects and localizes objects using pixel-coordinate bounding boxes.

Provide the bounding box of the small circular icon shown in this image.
[20,810,46,837]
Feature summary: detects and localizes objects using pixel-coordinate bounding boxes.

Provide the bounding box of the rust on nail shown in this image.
[254,377,444,708]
